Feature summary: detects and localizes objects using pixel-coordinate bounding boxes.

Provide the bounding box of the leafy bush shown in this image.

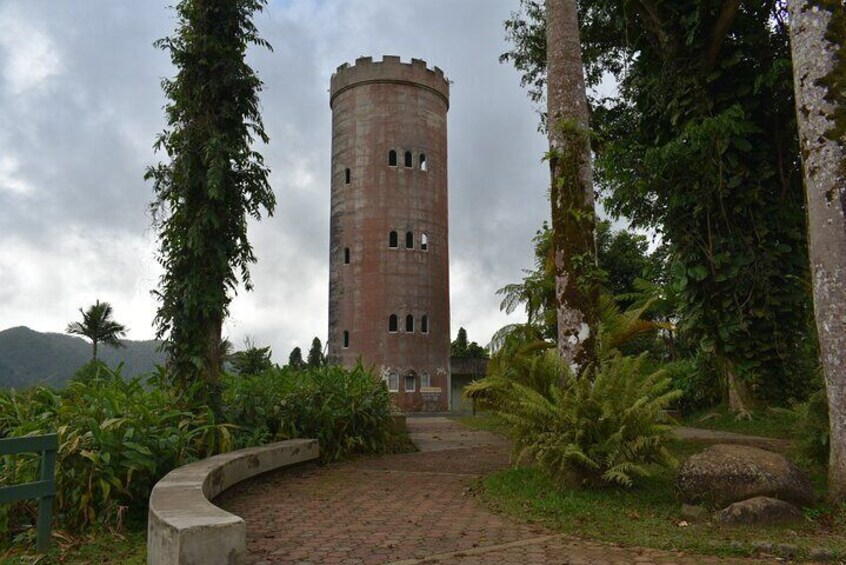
[493,351,681,487]
[1,362,399,543]
[222,363,402,462]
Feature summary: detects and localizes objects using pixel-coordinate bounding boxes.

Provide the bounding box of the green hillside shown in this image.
[0,326,165,389]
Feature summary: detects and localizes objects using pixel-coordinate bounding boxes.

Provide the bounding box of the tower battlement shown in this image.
[329,55,450,109]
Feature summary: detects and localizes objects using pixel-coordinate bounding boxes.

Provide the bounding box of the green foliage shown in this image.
[65,300,127,362]
[0,363,397,545]
[450,327,489,359]
[502,1,817,407]
[494,222,666,356]
[229,340,273,376]
[145,0,276,400]
[475,350,680,488]
[287,346,304,370]
[306,337,326,368]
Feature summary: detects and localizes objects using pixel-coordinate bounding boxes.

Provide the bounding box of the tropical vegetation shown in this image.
[0,362,402,546]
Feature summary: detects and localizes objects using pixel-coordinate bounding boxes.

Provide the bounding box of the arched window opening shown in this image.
[405,231,414,249]
[421,372,431,388]
[343,330,349,348]
[404,151,413,168]
[404,373,416,392]
[389,314,398,333]
[406,314,414,333]
[345,168,351,184]
[421,315,429,334]
[419,154,427,171]
[344,247,350,264]
[388,150,397,167]
[387,372,399,392]
[421,233,428,251]
[389,231,398,248]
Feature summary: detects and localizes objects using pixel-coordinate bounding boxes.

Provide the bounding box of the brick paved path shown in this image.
[216,417,771,564]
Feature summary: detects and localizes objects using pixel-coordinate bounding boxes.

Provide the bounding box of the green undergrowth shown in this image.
[479,440,844,560]
[0,526,145,564]
[1,362,403,553]
[683,404,800,440]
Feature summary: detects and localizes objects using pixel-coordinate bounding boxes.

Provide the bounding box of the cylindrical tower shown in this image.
[327,55,450,412]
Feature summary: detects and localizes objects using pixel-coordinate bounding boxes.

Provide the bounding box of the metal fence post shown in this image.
[0,434,58,553]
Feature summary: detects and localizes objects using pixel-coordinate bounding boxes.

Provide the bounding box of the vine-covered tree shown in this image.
[789,0,846,501]
[66,300,127,361]
[307,337,325,369]
[545,0,599,374]
[503,0,815,411]
[146,0,275,405]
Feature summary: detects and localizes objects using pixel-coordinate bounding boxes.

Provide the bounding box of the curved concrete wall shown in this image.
[147,439,319,565]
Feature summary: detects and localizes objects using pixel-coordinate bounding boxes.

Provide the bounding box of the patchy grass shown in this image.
[479,440,844,560]
[453,413,510,436]
[0,527,145,564]
[683,404,800,440]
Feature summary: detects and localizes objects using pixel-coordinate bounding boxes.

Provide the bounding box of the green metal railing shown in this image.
[0,434,58,552]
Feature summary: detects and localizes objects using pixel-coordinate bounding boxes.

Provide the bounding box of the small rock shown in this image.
[751,541,775,553]
[716,497,804,525]
[809,547,837,561]
[680,503,709,522]
[776,543,799,558]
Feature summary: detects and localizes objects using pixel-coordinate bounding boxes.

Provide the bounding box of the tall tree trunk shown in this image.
[92,339,98,362]
[789,0,846,502]
[546,0,599,374]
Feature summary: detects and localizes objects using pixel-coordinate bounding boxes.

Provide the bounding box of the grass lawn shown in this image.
[682,403,801,440]
[478,439,845,560]
[463,410,843,559]
[1,526,146,564]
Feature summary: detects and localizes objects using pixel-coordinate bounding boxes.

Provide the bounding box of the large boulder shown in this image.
[715,496,805,525]
[676,444,813,508]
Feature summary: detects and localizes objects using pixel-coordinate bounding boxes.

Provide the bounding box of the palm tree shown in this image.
[66,300,128,361]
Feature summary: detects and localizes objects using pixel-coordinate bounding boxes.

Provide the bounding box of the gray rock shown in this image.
[675,444,814,508]
[680,503,709,522]
[716,497,804,525]
[809,547,838,561]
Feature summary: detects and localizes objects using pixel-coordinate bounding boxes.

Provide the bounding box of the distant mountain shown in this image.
[0,326,165,389]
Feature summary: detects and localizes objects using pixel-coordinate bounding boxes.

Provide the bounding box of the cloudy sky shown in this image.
[0,0,554,362]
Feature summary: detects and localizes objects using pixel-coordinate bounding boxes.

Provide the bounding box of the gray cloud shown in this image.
[0,0,549,362]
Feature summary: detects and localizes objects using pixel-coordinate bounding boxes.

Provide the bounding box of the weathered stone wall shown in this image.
[327,56,451,411]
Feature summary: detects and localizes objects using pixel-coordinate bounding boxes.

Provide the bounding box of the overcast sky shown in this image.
[0,0,554,362]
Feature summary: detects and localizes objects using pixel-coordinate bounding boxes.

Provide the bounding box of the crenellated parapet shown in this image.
[330,55,450,109]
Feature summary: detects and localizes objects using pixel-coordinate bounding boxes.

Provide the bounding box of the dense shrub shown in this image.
[0,362,398,542]
[467,350,681,488]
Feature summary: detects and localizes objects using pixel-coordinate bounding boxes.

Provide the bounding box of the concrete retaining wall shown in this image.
[147,439,319,565]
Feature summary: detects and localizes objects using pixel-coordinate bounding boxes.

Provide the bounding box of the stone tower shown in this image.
[327,56,451,412]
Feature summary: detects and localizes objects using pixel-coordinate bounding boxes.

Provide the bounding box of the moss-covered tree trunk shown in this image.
[546,0,598,374]
[789,0,846,501]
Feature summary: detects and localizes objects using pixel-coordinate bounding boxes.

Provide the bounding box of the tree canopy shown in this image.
[503,0,816,408]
